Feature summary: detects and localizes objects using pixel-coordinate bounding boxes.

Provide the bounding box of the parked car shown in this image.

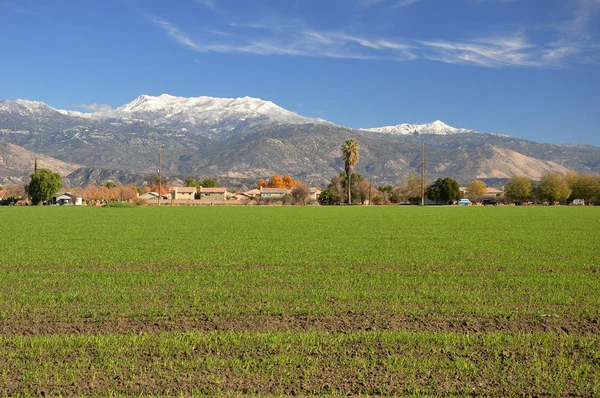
[572,199,585,206]
[483,199,498,206]
[457,199,471,206]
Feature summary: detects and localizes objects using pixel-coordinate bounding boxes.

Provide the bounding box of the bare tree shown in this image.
[291,184,311,205]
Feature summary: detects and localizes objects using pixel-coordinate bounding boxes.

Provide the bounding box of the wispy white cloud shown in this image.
[152,19,204,52]
[149,0,599,68]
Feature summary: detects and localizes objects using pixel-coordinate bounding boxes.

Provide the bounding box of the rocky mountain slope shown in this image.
[0,142,80,185]
[1,95,599,188]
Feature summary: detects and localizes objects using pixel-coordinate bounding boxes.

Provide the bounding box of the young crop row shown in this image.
[0,330,597,396]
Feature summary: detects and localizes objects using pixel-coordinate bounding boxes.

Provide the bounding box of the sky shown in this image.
[0,0,599,146]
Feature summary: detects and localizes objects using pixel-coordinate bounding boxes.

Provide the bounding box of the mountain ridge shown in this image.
[1,94,599,188]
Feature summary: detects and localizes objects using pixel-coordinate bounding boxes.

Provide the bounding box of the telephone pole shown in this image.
[421,143,425,206]
[158,146,162,207]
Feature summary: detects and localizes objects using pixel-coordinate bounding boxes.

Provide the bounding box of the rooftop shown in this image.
[201,187,228,193]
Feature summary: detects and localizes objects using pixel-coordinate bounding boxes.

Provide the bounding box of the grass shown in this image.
[0,206,599,395]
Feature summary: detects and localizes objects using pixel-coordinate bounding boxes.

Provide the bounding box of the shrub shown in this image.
[103,201,138,208]
[133,198,148,207]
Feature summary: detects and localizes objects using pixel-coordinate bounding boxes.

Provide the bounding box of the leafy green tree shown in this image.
[200,178,220,188]
[427,177,461,205]
[184,177,197,187]
[426,184,441,204]
[25,168,62,205]
[537,173,571,204]
[567,173,600,204]
[318,188,342,205]
[505,176,534,203]
[341,138,360,204]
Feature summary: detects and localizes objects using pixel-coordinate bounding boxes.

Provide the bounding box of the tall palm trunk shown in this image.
[346,166,353,204]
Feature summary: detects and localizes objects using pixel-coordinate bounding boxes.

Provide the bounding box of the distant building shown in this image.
[199,187,228,201]
[139,192,169,201]
[485,187,504,196]
[242,189,261,198]
[52,193,83,206]
[170,186,196,200]
[259,187,289,198]
[309,187,322,200]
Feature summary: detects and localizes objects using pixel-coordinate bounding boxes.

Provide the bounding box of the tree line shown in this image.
[5,143,600,206]
[317,138,600,206]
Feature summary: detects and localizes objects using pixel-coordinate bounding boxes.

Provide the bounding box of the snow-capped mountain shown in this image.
[55,94,315,134]
[0,99,56,115]
[117,94,308,124]
[2,94,600,188]
[362,120,474,136]
[2,94,323,140]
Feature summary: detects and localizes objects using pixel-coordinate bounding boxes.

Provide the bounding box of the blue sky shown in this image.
[1,0,599,145]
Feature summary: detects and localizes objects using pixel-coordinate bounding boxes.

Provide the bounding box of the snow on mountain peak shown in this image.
[0,99,56,114]
[361,120,472,136]
[116,93,304,122]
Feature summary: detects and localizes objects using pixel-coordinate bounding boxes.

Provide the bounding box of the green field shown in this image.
[1,206,599,395]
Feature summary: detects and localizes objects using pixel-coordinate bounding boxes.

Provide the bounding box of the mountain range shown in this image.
[1,94,599,189]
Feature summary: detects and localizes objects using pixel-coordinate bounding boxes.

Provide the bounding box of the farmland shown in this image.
[0,206,599,395]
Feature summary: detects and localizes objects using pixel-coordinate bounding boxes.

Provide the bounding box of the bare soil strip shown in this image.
[1,312,597,335]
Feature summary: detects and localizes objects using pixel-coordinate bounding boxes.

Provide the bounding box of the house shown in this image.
[309,187,322,200]
[240,189,260,199]
[242,189,261,198]
[199,187,228,201]
[259,187,289,198]
[459,186,504,197]
[139,192,169,201]
[485,187,504,196]
[170,186,196,200]
[52,192,83,206]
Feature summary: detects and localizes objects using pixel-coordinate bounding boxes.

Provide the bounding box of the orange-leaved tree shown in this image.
[283,175,301,189]
[269,175,285,188]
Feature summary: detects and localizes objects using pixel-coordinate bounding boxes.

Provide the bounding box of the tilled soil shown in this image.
[1,312,598,335]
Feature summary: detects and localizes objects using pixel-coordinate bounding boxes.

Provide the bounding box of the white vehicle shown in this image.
[457,199,471,206]
[573,199,585,206]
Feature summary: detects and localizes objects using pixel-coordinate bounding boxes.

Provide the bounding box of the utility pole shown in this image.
[368,176,372,205]
[158,146,162,207]
[421,143,425,206]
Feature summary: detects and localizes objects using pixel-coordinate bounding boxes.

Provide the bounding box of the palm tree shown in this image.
[341,138,360,204]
